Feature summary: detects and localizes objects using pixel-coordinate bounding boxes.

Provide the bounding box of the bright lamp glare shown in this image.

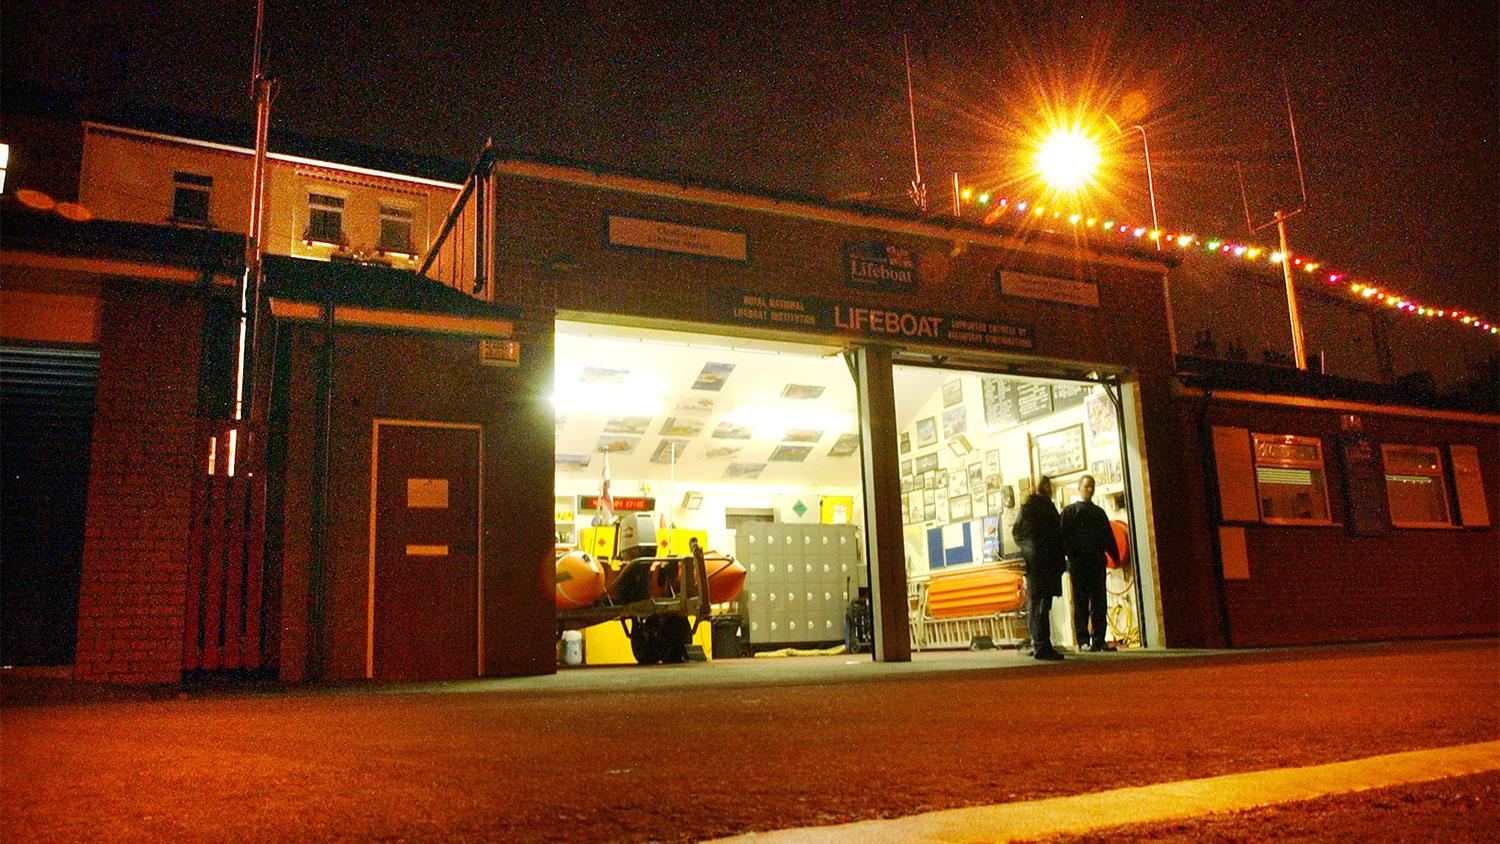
[722,405,853,433]
[1034,129,1101,191]
[551,374,666,416]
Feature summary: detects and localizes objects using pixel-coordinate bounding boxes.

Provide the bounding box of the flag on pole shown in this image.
[595,449,614,526]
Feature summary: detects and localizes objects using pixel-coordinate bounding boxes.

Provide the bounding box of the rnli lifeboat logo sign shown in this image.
[844,241,918,291]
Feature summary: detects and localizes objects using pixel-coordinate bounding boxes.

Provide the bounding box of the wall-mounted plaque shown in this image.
[998,269,1100,308]
[608,214,748,262]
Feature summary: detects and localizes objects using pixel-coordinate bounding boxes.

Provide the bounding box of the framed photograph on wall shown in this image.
[942,379,963,407]
[900,432,912,454]
[916,417,938,447]
[1091,456,1123,485]
[949,494,971,521]
[949,468,969,496]
[1036,423,1087,478]
[942,405,967,439]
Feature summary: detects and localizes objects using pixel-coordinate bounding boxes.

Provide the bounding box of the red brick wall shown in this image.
[73,283,206,683]
[1168,396,1499,647]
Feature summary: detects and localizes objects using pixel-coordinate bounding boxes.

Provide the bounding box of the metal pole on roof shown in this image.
[1237,74,1311,371]
[237,0,273,425]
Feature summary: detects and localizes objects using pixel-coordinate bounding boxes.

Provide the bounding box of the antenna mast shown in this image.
[904,34,926,212]
[1237,74,1312,371]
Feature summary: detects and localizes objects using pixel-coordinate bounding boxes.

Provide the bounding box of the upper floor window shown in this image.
[1252,433,1331,524]
[1382,444,1451,527]
[172,171,212,225]
[378,202,415,254]
[305,192,345,245]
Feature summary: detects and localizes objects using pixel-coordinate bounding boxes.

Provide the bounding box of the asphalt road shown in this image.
[3,639,1496,843]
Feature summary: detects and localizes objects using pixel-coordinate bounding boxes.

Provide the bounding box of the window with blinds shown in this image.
[1381,444,1452,527]
[1252,433,1332,524]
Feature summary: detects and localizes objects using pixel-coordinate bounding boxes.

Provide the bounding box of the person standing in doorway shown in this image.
[1012,475,1067,661]
[1062,475,1118,652]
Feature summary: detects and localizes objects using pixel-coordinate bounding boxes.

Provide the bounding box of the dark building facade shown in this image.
[3,146,1495,684]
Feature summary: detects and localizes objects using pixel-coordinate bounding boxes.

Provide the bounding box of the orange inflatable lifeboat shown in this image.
[925,566,1025,618]
[703,552,746,604]
[555,551,606,610]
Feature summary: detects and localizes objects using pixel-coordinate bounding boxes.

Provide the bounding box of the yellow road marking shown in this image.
[703,741,1500,844]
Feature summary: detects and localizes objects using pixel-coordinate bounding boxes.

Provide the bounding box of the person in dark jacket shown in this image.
[1061,475,1118,652]
[1012,475,1067,661]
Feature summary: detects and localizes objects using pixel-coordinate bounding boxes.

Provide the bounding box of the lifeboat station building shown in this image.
[2,120,1496,684]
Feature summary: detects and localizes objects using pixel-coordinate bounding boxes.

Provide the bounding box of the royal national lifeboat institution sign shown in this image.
[718,291,1035,351]
[844,241,918,291]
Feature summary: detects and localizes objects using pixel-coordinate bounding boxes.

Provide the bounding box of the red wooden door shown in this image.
[371,423,481,681]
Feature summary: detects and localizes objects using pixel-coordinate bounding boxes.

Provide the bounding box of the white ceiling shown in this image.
[553,322,864,490]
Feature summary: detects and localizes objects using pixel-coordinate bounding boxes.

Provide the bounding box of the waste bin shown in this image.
[560,630,584,666]
[709,614,747,659]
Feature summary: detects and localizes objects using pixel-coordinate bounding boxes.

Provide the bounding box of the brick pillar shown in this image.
[73,283,205,684]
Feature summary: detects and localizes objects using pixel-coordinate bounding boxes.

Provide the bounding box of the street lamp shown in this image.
[1033,127,1102,193]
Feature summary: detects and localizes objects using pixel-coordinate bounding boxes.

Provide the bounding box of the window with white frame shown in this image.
[172,171,212,224]
[378,202,415,254]
[1252,433,1332,524]
[305,192,345,245]
[1382,444,1452,527]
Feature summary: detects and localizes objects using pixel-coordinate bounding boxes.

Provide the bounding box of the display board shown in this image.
[1449,444,1491,527]
[1211,426,1259,522]
[1016,383,1054,421]
[982,377,1021,429]
[1338,432,1389,537]
[1051,383,1090,411]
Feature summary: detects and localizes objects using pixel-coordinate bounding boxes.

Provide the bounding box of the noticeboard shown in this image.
[1337,432,1389,536]
[1051,383,1090,411]
[982,377,1021,429]
[1016,383,1054,421]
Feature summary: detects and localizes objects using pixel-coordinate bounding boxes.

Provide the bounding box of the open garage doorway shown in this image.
[551,321,868,665]
[893,365,1152,654]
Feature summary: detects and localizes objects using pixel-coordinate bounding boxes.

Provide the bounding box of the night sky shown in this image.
[5,0,1496,320]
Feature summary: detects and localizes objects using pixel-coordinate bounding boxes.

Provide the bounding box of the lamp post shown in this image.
[1107,117,1176,357]
[1107,117,1159,251]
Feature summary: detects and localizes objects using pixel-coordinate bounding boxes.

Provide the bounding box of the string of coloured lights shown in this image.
[958,192,1498,337]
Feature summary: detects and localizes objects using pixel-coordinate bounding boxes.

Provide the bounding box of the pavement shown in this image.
[3,638,1497,843]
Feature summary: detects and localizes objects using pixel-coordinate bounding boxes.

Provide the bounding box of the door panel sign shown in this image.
[407,478,450,509]
[406,544,450,556]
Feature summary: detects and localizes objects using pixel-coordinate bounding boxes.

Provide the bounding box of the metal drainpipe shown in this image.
[307,300,335,679]
[1194,380,1235,648]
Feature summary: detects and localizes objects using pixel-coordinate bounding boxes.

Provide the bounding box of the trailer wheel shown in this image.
[631,616,666,665]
